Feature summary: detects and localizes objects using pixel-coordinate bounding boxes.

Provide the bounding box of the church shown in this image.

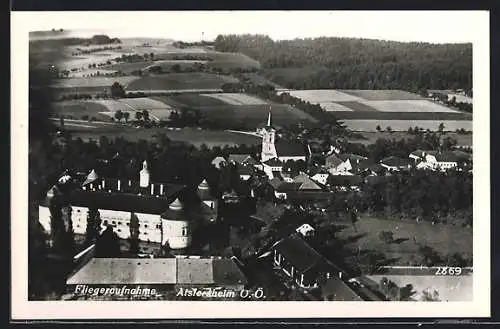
[260,111,308,163]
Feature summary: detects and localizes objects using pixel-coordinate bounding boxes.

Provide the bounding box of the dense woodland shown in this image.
[214,34,472,92]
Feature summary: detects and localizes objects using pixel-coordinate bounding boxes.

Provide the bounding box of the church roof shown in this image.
[275,139,307,157]
[161,198,187,221]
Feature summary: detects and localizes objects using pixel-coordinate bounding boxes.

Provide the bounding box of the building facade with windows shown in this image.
[38,162,204,251]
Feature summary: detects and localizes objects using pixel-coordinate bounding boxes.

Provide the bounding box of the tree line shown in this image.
[214,34,472,93]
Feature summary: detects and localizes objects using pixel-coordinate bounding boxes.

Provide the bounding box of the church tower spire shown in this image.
[261,110,277,162]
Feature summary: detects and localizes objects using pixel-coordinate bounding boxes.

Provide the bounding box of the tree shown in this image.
[135,111,143,121]
[142,110,150,122]
[85,207,101,245]
[438,122,445,133]
[171,64,181,73]
[110,82,126,99]
[95,225,121,257]
[386,126,393,133]
[114,110,124,122]
[376,125,382,132]
[378,231,394,244]
[129,212,140,254]
[123,111,130,123]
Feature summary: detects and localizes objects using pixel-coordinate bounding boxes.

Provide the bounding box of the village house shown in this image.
[379,156,411,172]
[271,234,351,291]
[424,151,459,171]
[327,153,368,175]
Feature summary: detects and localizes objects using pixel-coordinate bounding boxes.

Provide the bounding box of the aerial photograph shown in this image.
[27,12,474,302]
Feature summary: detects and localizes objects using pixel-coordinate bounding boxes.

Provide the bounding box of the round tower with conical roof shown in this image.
[198,178,219,222]
[160,197,191,250]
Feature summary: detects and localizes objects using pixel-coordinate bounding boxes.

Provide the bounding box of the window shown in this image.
[103,220,108,226]
[112,220,116,225]
[182,228,188,236]
[77,209,81,213]
[144,232,148,235]
[118,221,122,225]
[117,229,121,232]
[126,223,130,226]
[144,224,148,228]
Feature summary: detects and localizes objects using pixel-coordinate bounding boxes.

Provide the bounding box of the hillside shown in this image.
[214,35,472,92]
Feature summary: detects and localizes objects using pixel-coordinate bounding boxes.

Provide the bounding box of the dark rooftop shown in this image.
[380,156,411,168]
[275,139,307,157]
[68,184,186,215]
[263,158,283,167]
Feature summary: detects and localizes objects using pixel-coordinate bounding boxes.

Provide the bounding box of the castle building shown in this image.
[38,161,206,251]
[260,111,308,163]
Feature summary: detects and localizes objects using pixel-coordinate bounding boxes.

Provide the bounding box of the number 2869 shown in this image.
[435,267,463,276]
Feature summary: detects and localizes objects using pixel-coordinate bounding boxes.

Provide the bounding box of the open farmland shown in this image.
[52,76,139,90]
[351,131,472,147]
[59,122,261,148]
[367,275,472,301]
[341,119,472,132]
[126,73,239,91]
[279,89,472,130]
[154,51,261,71]
[153,93,318,128]
[54,98,174,121]
[337,216,472,267]
[201,93,268,105]
[340,89,425,100]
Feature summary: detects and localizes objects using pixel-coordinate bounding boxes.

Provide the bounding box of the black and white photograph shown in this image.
[11,10,490,319]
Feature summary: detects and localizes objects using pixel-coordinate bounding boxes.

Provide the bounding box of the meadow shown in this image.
[153,93,318,128]
[341,119,472,132]
[62,124,262,148]
[337,216,472,267]
[126,73,239,91]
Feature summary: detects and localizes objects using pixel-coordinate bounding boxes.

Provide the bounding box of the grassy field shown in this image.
[341,119,472,132]
[54,98,174,121]
[154,51,261,71]
[337,216,472,267]
[351,131,472,147]
[52,76,139,89]
[200,93,268,105]
[367,275,472,301]
[340,89,426,100]
[126,73,239,91]
[64,124,261,147]
[152,93,318,128]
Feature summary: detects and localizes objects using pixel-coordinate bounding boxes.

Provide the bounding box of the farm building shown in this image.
[38,162,219,251]
[271,234,354,294]
[66,256,247,296]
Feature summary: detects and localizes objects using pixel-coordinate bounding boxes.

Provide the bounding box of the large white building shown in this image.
[38,161,216,251]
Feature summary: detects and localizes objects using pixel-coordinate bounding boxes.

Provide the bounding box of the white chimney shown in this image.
[83,186,86,191]
[160,184,164,195]
[140,160,150,188]
[151,184,154,195]
[90,183,94,190]
[102,180,106,189]
[117,180,121,191]
[128,180,131,186]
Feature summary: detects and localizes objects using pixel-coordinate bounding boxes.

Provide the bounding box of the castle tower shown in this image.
[198,179,218,222]
[139,160,150,188]
[160,198,191,250]
[261,110,277,162]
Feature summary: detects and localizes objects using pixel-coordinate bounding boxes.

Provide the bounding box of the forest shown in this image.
[214,34,472,92]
